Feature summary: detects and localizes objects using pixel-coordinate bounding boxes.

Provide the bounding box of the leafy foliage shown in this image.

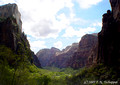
[0,45,71,85]
[0,17,6,22]
[0,45,119,85]
[66,64,119,85]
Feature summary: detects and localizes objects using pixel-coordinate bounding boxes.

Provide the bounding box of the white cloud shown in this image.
[0,0,102,53]
[19,0,73,39]
[0,0,15,5]
[54,41,63,49]
[77,37,81,42]
[29,40,47,53]
[76,0,102,9]
[0,0,74,39]
[21,0,74,39]
[92,22,102,27]
[0,0,96,40]
[63,26,96,37]
[62,26,76,37]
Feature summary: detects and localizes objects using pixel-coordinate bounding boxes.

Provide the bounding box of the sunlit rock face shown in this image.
[37,34,98,69]
[36,47,60,67]
[67,34,98,69]
[53,43,79,68]
[0,3,22,32]
[97,0,120,67]
[36,43,79,68]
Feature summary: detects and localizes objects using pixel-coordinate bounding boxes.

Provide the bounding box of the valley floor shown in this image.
[0,45,119,85]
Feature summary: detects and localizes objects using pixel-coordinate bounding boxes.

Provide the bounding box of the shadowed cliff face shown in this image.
[37,34,98,69]
[53,43,79,68]
[36,47,61,67]
[0,4,23,51]
[0,4,41,68]
[0,4,22,32]
[0,15,24,52]
[110,0,120,21]
[67,34,98,69]
[97,0,120,67]
[36,44,79,68]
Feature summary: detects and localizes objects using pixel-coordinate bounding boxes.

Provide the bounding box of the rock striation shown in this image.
[97,0,120,67]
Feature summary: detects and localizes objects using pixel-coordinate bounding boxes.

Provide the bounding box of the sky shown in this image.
[0,0,111,53]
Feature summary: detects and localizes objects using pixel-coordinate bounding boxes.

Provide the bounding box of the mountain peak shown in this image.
[0,4,41,68]
[0,3,22,32]
[51,47,60,51]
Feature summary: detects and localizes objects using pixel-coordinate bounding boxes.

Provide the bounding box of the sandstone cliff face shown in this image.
[97,0,120,67]
[53,43,79,68]
[36,43,78,68]
[0,15,23,52]
[0,4,41,68]
[110,0,120,21]
[0,4,23,51]
[36,47,60,67]
[87,43,98,66]
[0,4,22,32]
[37,34,98,68]
[67,34,98,69]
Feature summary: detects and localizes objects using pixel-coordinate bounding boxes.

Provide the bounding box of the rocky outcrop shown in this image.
[67,34,98,69]
[97,0,120,67]
[52,43,79,68]
[87,43,98,66]
[37,34,98,69]
[110,0,120,21]
[31,52,41,68]
[36,47,60,67]
[0,4,23,51]
[0,3,22,32]
[0,4,41,68]
[36,43,79,68]
[0,14,23,52]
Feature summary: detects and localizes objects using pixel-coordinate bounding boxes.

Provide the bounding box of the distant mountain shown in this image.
[52,43,79,68]
[36,47,60,67]
[36,34,98,68]
[36,43,79,68]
